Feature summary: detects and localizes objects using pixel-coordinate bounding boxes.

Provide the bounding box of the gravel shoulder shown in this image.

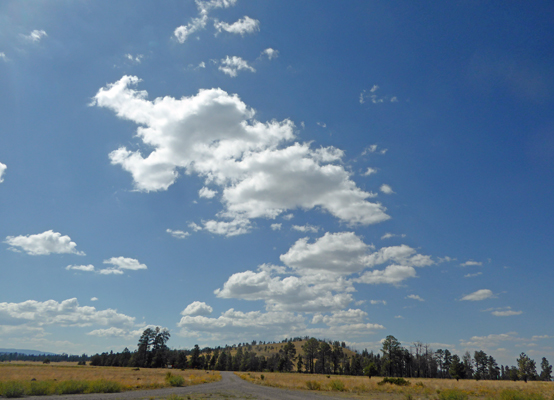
[23,371,349,400]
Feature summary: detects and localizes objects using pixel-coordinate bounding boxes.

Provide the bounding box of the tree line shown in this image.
[84,330,553,382]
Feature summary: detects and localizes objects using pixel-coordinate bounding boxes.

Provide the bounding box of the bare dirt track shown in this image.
[24,371,347,400]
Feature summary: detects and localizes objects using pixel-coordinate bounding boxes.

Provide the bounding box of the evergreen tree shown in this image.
[190,344,201,369]
[540,357,552,381]
[449,355,465,381]
[517,353,537,383]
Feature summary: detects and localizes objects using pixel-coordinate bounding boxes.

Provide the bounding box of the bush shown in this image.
[56,380,88,395]
[87,380,123,393]
[260,374,264,380]
[500,390,546,400]
[378,377,411,386]
[165,372,186,387]
[306,380,321,390]
[2,381,26,398]
[28,380,53,396]
[328,380,346,391]
[438,388,469,400]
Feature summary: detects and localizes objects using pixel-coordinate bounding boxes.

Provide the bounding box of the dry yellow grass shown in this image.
[0,361,220,390]
[237,372,554,400]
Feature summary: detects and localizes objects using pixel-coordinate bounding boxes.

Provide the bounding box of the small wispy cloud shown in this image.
[270,223,282,231]
[464,272,483,278]
[362,144,388,155]
[218,56,255,77]
[362,167,377,176]
[0,52,8,62]
[291,224,319,233]
[370,300,387,305]
[460,289,495,301]
[22,29,47,43]
[381,233,406,240]
[166,229,191,239]
[406,294,425,302]
[380,184,395,195]
[360,85,399,104]
[460,260,483,267]
[125,54,144,64]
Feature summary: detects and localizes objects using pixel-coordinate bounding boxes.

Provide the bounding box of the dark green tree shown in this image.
[449,355,465,381]
[364,362,378,379]
[302,338,319,374]
[190,344,201,369]
[381,335,402,377]
[540,357,552,381]
[517,353,536,383]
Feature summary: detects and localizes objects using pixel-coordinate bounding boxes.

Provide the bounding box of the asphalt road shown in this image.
[25,372,347,400]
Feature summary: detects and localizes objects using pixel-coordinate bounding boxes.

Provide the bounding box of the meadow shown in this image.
[0,361,220,397]
[237,372,554,400]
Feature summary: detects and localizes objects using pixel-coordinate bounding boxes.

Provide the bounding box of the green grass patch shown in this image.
[28,380,54,396]
[1,381,25,398]
[55,380,89,395]
[165,372,186,387]
[87,379,123,393]
[438,388,469,400]
[328,379,346,391]
[499,389,546,400]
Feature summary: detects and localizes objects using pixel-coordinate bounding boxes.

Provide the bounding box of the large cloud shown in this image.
[0,298,135,328]
[215,233,433,311]
[177,308,305,341]
[4,230,85,256]
[93,77,390,233]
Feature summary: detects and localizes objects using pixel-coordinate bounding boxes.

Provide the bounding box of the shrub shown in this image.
[165,372,186,387]
[260,374,264,380]
[87,380,123,393]
[416,382,425,388]
[306,380,321,390]
[328,380,346,391]
[2,381,25,398]
[406,394,414,400]
[56,380,88,394]
[500,390,546,400]
[378,377,411,386]
[438,388,469,400]
[28,380,53,396]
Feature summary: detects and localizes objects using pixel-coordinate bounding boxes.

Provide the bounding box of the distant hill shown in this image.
[0,348,57,356]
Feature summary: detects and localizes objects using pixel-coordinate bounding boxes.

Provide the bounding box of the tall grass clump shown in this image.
[499,389,546,400]
[306,380,321,390]
[55,380,88,395]
[1,381,26,398]
[87,380,123,393]
[378,377,411,386]
[438,388,469,400]
[28,380,54,396]
[165,372,186,387]
[328,379,346,391]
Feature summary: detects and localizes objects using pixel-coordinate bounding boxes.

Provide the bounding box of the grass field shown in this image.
[0,361,220,397]
[237,372,554,400]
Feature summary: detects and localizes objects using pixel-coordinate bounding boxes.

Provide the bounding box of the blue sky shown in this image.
[1,0,553,366]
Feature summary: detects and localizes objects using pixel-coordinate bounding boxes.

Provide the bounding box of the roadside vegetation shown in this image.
[0,362,220,398]
[237,372,554,400]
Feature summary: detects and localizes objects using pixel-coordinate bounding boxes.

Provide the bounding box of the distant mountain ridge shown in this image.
[0,348,57,356]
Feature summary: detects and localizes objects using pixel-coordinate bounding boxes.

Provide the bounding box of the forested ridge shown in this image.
[3,328,552,382]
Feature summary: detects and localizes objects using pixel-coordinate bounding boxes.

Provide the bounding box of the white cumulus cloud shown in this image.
[101,257,147,274]
[93,76,390,232]
[407,294,425,302]
[66,264,95,272]
[199,187,217,198]
[181,301,213,316]
[0,298,135,328]
[380,184,395,194]
[461,260,483,266]
[214,16,259,36]
[174,15,208,43]
[4,230,85,256]
[219,56,256,77]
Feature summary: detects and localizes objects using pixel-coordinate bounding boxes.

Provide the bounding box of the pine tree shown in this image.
[540,357,552,381]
